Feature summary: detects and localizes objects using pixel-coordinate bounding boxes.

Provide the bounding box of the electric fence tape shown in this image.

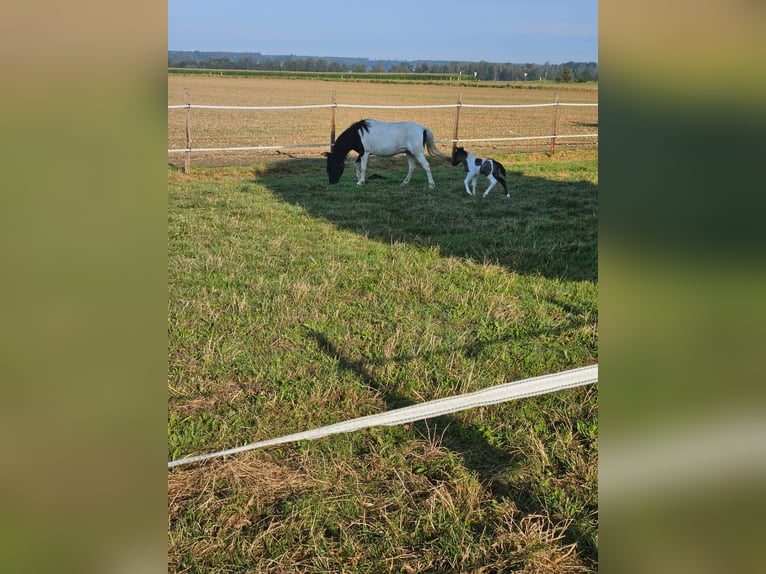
[169,364,597,469]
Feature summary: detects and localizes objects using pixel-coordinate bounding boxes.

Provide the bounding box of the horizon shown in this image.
[167,48,598,68]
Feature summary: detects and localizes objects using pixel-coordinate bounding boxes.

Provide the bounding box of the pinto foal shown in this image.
[450,146,509,198]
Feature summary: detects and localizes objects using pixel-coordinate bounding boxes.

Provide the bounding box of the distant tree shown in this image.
[475,61,495,81]
[561,67,573,82]
[208,57,233,69]
[496,63,518,81]
[521,63,538,81]
[540,61,551,81]
[445,61,462,74]
[576,68,592,82]
[388,61,414,73]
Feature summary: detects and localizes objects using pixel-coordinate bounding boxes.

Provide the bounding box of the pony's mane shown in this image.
[332,119,369,159]
[346,119,370,134]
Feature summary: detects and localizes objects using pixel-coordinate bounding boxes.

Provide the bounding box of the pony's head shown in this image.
[451,146,468,166]
[325,151,345,184]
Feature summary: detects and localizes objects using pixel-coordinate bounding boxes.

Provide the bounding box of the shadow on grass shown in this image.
[306,327,597,566]
[254,156,597,563]
[305,328,516,500]
[256,156,597,282]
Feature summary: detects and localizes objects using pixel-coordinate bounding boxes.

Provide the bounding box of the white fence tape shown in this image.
[168,143,328,153]
[168,100,597,155]
[168,364,597,469]
[171,103,335,111]
[334,104,458,110]
[168,134,599,154]
[168,102,598,111]
[437,133,599,145]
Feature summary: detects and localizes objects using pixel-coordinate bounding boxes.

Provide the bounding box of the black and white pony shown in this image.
[450,146,509,198]
[326,119,445,188]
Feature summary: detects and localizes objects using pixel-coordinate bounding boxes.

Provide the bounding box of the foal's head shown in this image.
[451,146,468,166]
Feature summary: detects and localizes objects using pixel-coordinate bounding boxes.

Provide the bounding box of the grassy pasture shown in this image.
[168,138,598,571]
[168,75,597,167]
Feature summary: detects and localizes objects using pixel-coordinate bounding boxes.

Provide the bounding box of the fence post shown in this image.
[452,93,462,155]
[330,90,337,151]
[184,88,191,173]
[549,93,559,156]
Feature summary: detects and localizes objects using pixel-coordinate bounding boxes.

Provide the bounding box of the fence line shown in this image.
[170,103,335,111]
[168,143,329,153]
[449,133,598,144]
[168,96,598,171]
[168,102,598,111]
[167,133,599,154]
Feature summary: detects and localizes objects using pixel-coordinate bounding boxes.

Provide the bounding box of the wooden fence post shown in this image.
[330,90,337,151]
[452,93,462,155]
[549,93,559,156]
[184,88,191,173]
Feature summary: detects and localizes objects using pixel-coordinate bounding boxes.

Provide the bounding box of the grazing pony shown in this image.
[450,146,509,198]
[326,119,445,188]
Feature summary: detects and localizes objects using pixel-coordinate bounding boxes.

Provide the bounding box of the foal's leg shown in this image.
[463,173,474,195]
[497,173,509,198]
[401,154,417,186]
[482,174,497,198]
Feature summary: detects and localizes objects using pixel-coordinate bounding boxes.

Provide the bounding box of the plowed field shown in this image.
[168,75,597,167]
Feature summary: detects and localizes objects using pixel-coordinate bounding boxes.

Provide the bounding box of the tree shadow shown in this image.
[305,327,518,500]
[304,326,597,566]
[255,156,597,282]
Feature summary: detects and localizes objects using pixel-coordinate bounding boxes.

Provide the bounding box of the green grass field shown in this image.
[168,149,598,572]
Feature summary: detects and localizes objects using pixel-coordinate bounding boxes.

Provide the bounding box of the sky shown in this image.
[168,0,598,64]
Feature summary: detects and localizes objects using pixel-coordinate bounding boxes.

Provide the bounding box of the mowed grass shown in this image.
[168,149,598,572]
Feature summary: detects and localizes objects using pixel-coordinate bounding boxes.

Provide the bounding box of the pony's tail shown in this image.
[423,128,447,158]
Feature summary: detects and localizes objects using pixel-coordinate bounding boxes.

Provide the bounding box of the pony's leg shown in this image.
[401,154,416,186]
[414,153,436,189]
[482,175,497,198]
[354,156,362,180]
[463,173,474,195]
[357,153,370,185]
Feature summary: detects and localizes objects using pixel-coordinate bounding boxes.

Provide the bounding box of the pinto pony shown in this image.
[326,119,445,188]
[450,146,509,198]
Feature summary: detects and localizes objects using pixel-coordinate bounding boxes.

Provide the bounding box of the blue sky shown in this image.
[168,0,598,64]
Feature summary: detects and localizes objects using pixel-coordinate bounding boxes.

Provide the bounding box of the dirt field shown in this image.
[168,75,598,167]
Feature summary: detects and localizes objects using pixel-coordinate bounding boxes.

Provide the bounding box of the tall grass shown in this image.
[168,149,598,572]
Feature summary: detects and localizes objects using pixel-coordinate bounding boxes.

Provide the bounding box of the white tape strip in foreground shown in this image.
[168,364,597,469]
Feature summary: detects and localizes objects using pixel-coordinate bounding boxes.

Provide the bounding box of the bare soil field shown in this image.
[168,75,598,167]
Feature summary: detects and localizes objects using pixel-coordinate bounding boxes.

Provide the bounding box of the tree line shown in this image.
[168,53,597,83]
